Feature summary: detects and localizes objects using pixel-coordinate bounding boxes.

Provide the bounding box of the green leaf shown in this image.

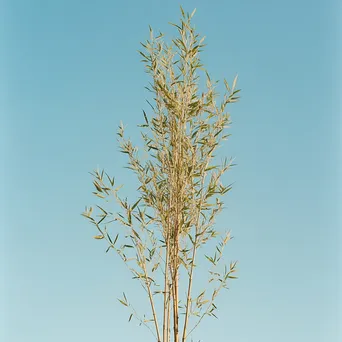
[93,192,105,199]
[180,6,185,18]
[97,216,106,225]
[118,299,128,307]
[224,79,231,92]
[143,110,149,125]
[96,205,107,215]
[188,233,195,245]
[132,198,142,210]
[105,173,115,186]
[113,233,119,245]
[205,165,217,172]
[93,181,103,192]
[107,232,113,244]
[205,255,215,265]
[131,229,141,240]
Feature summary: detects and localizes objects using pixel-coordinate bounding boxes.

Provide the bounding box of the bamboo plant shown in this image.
[83,7,240,342]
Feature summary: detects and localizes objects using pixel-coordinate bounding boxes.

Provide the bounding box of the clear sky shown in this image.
[2,0,340,341]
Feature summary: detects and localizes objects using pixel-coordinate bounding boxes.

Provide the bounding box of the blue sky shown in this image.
[2,1,340,341]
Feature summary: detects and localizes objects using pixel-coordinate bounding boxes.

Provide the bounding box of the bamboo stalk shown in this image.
[163,238,170,342]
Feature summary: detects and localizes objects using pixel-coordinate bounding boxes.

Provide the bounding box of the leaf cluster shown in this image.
[83,7,240,342]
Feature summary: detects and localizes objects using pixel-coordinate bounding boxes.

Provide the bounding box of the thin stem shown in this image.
[182,150,213,341]
[163,238,170,342]
[186,280,226,339]
[135,240,162,342]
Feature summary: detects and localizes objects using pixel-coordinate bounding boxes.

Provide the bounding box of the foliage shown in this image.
[83,7,240,342]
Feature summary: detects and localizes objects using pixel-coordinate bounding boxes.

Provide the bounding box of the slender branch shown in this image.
[129,302,158,339]
[135,239,162,342]
[185,280,226,339]
[163,236,170,342]
[182,140,215,341]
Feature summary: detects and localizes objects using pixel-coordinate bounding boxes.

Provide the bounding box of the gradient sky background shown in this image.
[2,0,340,341]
